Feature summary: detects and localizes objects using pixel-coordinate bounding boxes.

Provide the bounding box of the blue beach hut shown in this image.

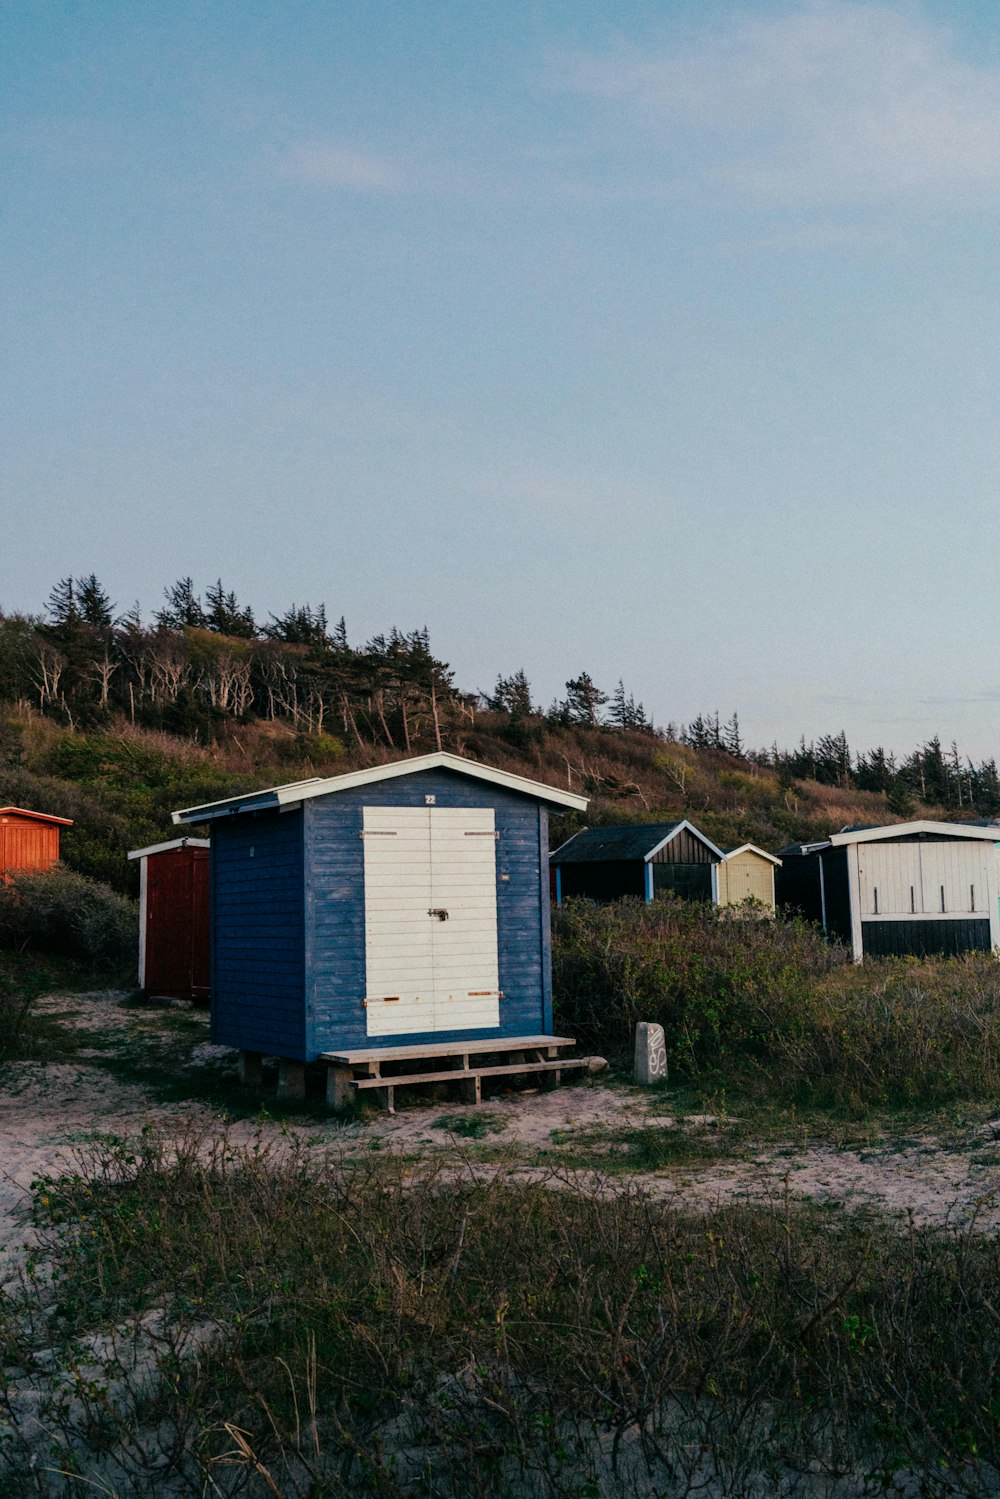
[172,753,588,1104]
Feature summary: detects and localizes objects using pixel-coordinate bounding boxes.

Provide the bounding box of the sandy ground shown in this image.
[2,990,1000,1291]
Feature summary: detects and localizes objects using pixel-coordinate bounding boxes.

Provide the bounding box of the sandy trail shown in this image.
[2,991,999,1289]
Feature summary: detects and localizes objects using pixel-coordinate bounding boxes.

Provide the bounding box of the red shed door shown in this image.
[144,849,210,998]
[189,848,211,998]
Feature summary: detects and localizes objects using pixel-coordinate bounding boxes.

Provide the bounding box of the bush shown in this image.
[4,1135,1000,1494]
[552,896,1000,1108]
[553,894,843,1068]
[0,865,137,980]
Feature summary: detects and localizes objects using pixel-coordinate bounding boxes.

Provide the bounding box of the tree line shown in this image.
[0,577,654,753]
[1,577,998,817]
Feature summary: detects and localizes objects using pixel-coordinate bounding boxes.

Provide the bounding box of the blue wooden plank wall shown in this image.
[210,810,305,1055]
[304,769,552,1058]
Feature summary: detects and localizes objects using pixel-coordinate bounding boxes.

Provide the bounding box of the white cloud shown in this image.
[557,3,1000,207]
[277,141,403,192]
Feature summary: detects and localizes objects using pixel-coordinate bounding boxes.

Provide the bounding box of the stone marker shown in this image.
[634,1022,667,1085]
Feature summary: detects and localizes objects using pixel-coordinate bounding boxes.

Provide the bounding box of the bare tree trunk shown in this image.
[375,691,395,748]
[430,683,443,752]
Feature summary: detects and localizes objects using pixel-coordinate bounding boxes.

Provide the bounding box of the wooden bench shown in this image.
[320,1034,581,1113]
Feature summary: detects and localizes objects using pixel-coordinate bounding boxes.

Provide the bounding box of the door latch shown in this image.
[428,908,449,921]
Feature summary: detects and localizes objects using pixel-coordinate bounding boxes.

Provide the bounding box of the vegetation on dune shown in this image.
[2,574,999,896]
[0,866,136,977]
[3,1132,1000,1495]
[553,897,1000,1110]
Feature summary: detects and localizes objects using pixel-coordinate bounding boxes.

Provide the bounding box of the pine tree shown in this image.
[205,580,255,638]
[46,577,80,630]
[722,712,743,758]
[489,670,534,719]
[265,603,329,646]
[155,578,205,630]
[609,680,629,729]
[562,672,608,726]
[76,574,114,633]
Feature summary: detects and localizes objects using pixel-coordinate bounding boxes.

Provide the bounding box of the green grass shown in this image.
[4,1134,1000,1495]
[0,950,108,1070]
[432,1110,509,1139]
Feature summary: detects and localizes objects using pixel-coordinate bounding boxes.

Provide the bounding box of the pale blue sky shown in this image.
[5,1,1000,756]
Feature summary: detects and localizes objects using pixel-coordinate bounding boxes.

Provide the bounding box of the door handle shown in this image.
[428,908,449,920]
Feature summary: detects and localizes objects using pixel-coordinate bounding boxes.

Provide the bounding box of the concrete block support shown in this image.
[277,1058,306,1101]
[238,1050,264,1090]
[633,1022,668,1086]
[326,1065,354,1111]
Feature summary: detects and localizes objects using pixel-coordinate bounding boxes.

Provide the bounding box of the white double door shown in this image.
[857,843,993,917]
[362,805,501,1036]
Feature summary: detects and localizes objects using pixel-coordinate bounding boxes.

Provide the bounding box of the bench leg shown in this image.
[375,1084,395,1114]
[461,1074,482,1106]
[277,1059,306,1102]
[238,1050,264,1090]
[543,1068,562,1091]
[326,1065,354,1111]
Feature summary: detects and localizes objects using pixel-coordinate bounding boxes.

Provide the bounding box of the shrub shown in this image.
[552,897,1000,1108]
[0,865,137,979]
[552,894,843,1068]
[3,1135,1000,1494]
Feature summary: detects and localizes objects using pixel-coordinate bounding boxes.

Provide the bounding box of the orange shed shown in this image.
[0,807,73,877]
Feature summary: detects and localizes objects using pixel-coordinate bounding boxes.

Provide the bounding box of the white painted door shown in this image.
[857,841,992,918]
[919,843,989,916]
[362,806,500,1037]
[428,808,500,1032]
[857,845,921,915]
[362,807,435,1037]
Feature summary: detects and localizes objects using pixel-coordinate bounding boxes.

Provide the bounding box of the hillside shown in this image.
[0,706,939,897]
[2,578,995,893]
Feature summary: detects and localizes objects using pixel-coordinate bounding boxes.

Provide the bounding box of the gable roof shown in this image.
[776,840,832,857]
[721,843,782,866]
[550,820,724,865]
[828,819,1000,847]
[172,752,588,825]
[0,806,73,827]
[128,837,210,861]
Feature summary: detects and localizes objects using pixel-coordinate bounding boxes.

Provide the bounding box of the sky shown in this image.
[4,0,1000,758]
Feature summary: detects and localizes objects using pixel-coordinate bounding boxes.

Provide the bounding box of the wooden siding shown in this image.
[0,815,62,875]
[652,862,713,902]
[361,805,500,1036]
[210,811,305,1055]
[775,855,824,924]
[857,841,992,918]
[650,828,716,864]
[142,846,210,997]
[820,847,853,945]
[717,851,776,909]
[304,768,551,1059]
[557,861,645,903]
[862,918,991,958]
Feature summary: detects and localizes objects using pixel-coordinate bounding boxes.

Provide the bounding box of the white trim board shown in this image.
[127,837,210,861]
[829,821,1000,847]
[643,820,725,863]
[720,843,782,866]
[172,752,588,824]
